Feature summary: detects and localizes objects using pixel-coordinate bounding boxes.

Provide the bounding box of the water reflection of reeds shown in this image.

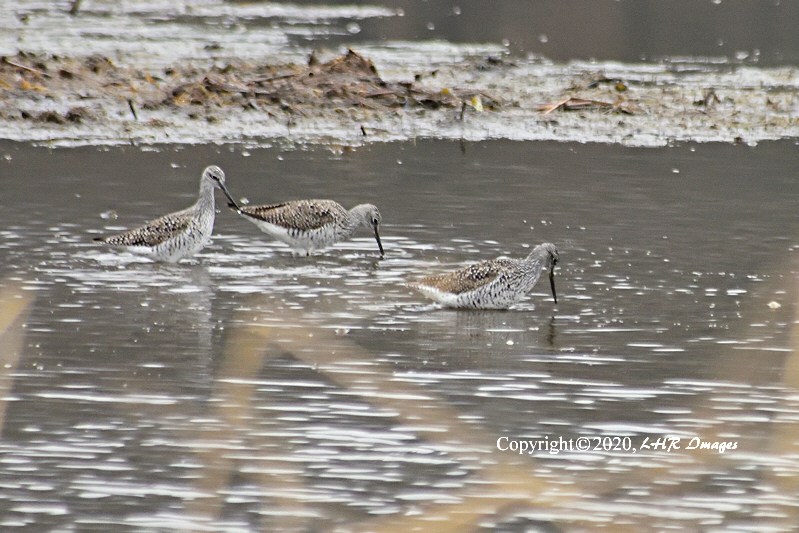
[4,259,799,530]
[176,273,799,531]
[4,140,799,531]
[0,281,34,436]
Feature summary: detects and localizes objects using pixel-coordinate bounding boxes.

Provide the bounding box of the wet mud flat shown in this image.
[3,47,799,147]
[3,0,799,147]
[0,48,491,138]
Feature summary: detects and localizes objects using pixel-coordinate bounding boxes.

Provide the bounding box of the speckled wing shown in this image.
[417,258,517,294]
[237,200,343,231]
[97,211,192,247]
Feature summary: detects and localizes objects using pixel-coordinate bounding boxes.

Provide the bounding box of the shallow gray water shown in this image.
[315,0,799,66]
[6,0,799,66]
[1,139,799,531]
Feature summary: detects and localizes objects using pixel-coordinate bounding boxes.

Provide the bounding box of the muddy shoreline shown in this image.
[3,46,798,148]
[2,0,799,148]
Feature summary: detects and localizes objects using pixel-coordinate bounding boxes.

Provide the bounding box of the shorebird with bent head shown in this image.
[410,242,559,309]
[224,194,384,257]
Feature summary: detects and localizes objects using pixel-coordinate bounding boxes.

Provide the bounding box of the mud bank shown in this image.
[3,47,798,148]
[1,1,798,147]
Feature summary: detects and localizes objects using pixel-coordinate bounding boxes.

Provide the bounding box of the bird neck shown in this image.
[196,178,216,211]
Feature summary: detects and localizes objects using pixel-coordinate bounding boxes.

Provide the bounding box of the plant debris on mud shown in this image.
[1,46,798,146]
[1,49,494,127]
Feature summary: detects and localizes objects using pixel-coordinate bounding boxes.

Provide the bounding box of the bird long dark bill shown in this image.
[218,183,241,211]
[374,224,385,257]
[549,265,558,304]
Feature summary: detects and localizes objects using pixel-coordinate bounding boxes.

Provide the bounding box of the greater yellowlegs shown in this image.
[410,242,559,309]
[94,165,233,263]
[226,198,384,257]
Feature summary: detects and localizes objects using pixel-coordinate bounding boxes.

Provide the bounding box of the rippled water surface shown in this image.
[1,139,799,531]
[5,0,799,66]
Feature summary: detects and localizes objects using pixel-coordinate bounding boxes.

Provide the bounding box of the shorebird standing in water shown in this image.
[409,242,559,309]
[225,196,384,257]
[94,165,234,263]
